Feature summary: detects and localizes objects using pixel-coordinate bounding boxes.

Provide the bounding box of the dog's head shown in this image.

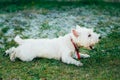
[71,25,101,50]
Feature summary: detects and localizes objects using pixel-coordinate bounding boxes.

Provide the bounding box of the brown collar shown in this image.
[71,39,80,60]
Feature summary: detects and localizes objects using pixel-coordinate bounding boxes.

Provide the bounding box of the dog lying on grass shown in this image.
[6,25,101,66]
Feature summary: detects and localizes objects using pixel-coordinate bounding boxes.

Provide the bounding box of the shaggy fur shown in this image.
[6,25,100,66]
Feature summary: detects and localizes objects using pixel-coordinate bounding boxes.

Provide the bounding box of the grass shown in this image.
[0,1,120,80]
[0,0,120,13]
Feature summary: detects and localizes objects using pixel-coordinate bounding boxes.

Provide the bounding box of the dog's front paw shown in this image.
[84,54,90,58]
[81,54,90,58]
[76,61,83,66]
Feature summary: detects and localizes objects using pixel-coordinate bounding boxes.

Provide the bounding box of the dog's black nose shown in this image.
[99,36,102,39]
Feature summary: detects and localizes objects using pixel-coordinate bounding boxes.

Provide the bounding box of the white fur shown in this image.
[5,25,100,66]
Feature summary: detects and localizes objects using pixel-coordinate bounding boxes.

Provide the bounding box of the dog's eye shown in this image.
[88,34,91,37]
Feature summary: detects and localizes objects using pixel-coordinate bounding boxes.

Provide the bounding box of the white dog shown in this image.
[5,25,101,66]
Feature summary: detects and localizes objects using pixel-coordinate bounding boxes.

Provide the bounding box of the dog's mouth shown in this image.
[89,45,94,50]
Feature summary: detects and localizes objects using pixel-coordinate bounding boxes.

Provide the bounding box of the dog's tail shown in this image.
[14,35,23,45]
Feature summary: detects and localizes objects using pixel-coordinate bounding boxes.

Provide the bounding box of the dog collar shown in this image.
[71,39,80,60]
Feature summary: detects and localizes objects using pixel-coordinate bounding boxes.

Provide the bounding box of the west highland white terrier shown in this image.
[5,25,101,66]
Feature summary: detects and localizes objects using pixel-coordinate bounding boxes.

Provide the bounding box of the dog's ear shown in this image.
[76,25,81,30]
[90,28,94,32]
[76,25,80,29]
[72,29,79,37]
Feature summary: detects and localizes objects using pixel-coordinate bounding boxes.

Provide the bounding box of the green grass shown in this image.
[0,32,120,80]
[0,1,120,80]
[0,0,120,13]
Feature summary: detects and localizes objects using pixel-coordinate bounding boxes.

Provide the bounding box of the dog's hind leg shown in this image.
[10,52,16,62]
[5,47,16,61]
[5,47,16,55]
